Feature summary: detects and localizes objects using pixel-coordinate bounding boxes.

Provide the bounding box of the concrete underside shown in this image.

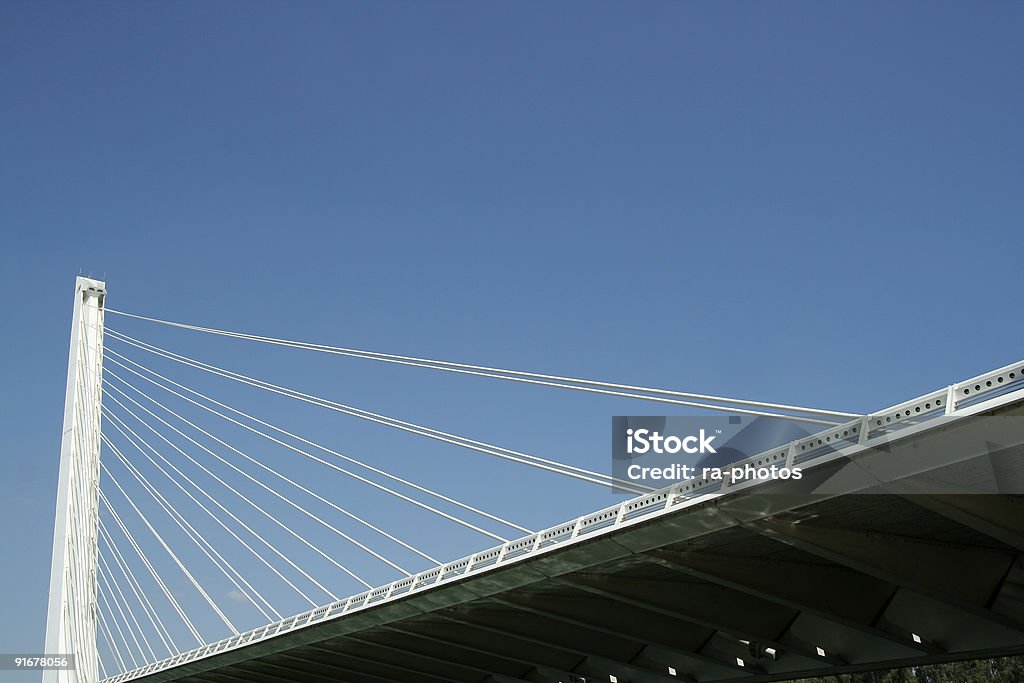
[132,412,1024,683]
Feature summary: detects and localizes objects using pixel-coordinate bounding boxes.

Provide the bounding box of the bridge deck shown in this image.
[108,362,1024,683]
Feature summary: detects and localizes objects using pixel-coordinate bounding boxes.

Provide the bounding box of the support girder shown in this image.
[746,518,1022,629]
[901,494,1024,552]
[345,628,537,681]
[643,549,935,657]
[388,617,627,682]
[243,657,346,683]
[368,623,577,683]
[199,671,273,683]
[276,649,451,683]
[431,609,691,683]
[552,573,839,669]
[305,641,474,683]
[491,592,749,679]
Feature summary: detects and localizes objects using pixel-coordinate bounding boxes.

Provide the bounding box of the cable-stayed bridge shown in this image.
[45,277,1024,683]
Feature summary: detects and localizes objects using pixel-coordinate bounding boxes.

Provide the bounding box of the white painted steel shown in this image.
[103,359,523,540]
[104,333,645,494]
[102,465,238,636]
[99,490,203,647]
[99,407,341,602]
[45,277,106,683]
[101,435,277,623]
[102,385,423,574]
[98,415,322,608]
[104,309,858,421]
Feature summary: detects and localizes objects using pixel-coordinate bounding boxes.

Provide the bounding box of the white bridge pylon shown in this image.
[45,277,106,683]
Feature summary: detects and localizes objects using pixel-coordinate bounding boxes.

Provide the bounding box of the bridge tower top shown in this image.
[45,277,106,683]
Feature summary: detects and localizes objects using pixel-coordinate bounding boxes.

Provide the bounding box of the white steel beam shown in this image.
[45,277,106,683]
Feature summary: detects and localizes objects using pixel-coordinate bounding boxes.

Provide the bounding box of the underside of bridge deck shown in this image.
[135,487,1024,683]
[129,405,1024,683]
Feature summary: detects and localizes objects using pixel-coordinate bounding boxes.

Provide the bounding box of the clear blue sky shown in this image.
[2,1,1022,679]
